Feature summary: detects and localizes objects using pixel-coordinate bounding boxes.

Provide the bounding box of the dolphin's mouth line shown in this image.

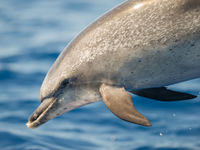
[26,98,57,128]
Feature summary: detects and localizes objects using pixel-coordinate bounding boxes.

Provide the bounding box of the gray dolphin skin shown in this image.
[27,0,200,128]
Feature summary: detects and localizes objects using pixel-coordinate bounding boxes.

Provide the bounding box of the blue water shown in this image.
[1,0,200,149]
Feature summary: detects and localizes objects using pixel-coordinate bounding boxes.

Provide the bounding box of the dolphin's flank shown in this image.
[27,0,200,128]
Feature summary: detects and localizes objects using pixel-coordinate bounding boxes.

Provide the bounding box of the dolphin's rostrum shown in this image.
[27,0,200,128]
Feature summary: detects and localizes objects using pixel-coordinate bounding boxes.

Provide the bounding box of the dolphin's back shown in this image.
[48,0,200,90]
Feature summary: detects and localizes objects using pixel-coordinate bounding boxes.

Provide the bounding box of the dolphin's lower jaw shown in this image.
[26,96,101,128]
[26,98,58,128]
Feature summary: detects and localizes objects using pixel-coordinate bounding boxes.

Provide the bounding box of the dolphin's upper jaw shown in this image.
[26,98,58,128]
[26,93,82,128]
[27,83,101,128]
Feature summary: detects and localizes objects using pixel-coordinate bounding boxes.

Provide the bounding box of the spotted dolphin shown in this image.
[27,0,200,128]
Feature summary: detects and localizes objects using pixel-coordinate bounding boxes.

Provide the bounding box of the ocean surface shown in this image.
[0,0,200,149]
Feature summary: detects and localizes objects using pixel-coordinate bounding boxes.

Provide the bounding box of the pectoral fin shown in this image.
[99,84,151,126]
[131,87,196,101]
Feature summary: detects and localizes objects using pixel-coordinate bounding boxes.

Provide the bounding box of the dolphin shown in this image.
[27,0,200,128]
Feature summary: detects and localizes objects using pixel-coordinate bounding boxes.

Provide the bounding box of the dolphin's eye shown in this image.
[60,79,70,89]
[59,77,77,90]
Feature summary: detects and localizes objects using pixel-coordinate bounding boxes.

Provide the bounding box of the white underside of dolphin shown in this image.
[27,0,200,128]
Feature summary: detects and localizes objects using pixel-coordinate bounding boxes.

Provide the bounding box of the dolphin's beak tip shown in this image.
[26,98,56,129]
[26,118,40,129]
[26,122,32,128]
[26,121,35,129]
